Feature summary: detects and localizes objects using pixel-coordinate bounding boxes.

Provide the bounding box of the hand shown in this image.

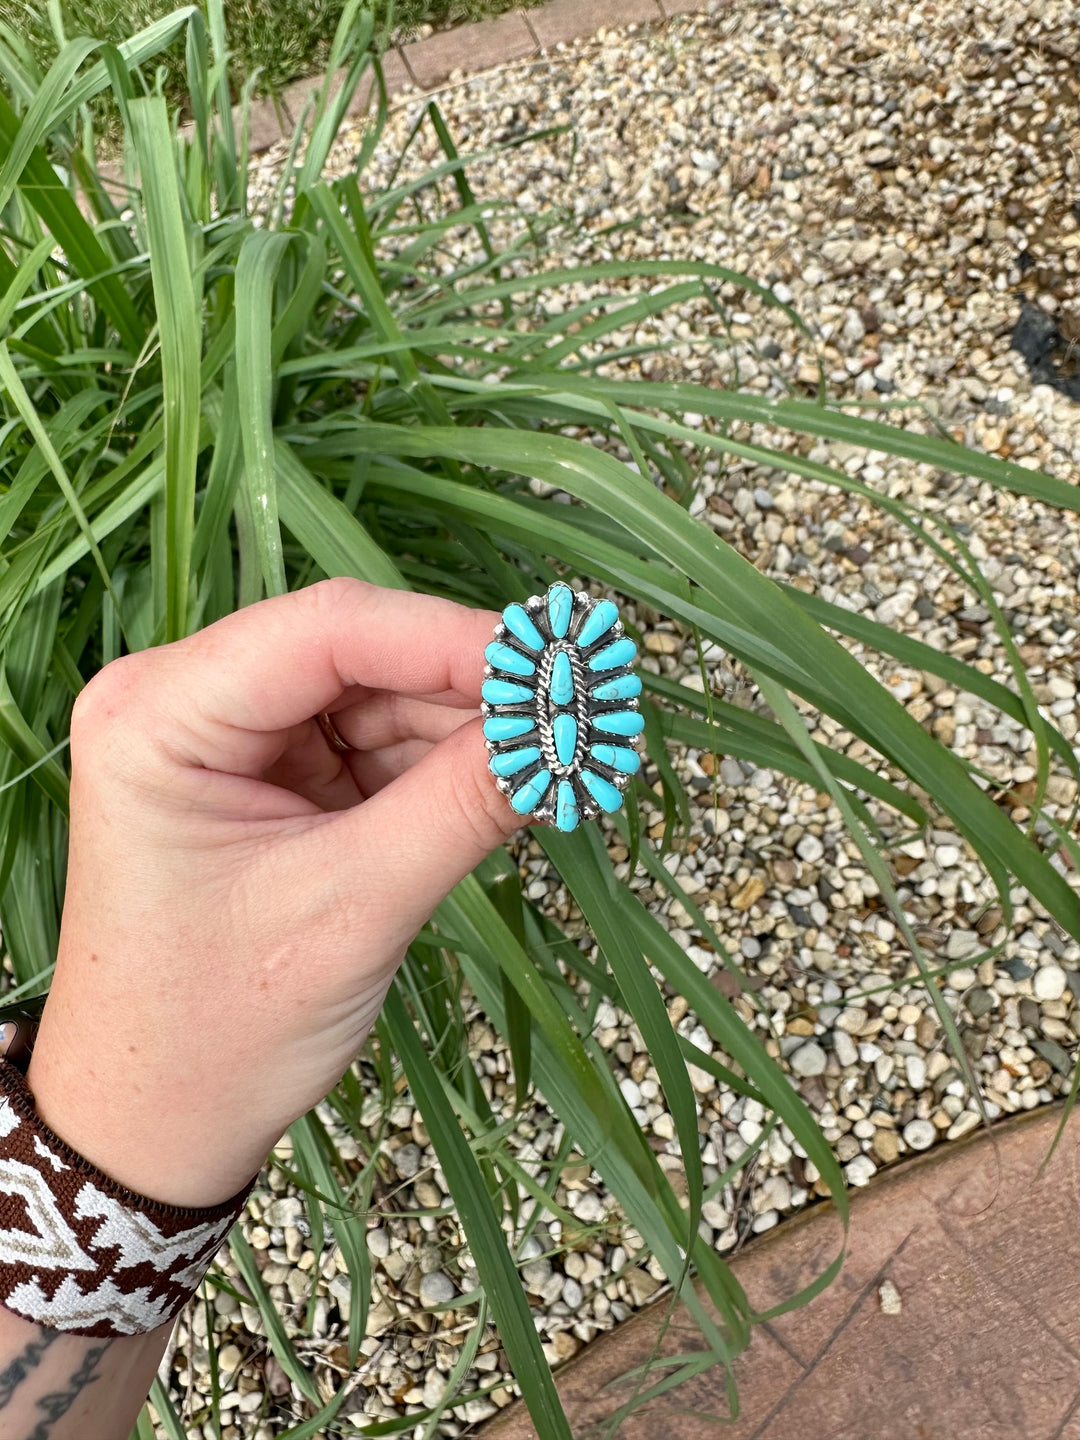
[27,580,520,1207]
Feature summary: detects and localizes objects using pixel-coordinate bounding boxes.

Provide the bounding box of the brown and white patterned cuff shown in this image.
[0,1059,253,1337]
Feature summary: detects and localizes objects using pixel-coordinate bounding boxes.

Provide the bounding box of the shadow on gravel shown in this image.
[1010,300,1080,402]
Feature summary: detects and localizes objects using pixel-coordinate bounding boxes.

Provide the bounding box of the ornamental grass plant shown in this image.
[0,4,1077,1435]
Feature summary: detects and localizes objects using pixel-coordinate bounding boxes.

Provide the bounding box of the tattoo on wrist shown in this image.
[0,1330,59,1408]
[25,1339,114,1440]
[0,1328,113,1439]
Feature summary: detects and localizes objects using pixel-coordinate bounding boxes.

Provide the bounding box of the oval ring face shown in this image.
[482,584,643,830]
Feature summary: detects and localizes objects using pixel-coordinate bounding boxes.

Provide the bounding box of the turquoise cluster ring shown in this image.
[482,583,643,831]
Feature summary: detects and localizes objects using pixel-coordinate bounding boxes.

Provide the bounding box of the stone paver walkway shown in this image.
[485,1105,1080,1440]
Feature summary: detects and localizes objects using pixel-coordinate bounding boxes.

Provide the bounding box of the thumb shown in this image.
[338,716,523,933]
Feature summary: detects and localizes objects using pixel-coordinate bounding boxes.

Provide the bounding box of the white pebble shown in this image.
[902,1119,936,1151]
[946,1111,981,1141]
[845,1155,877,1186]
[879,1280,903,1315]
[419,1271,456,1307]
[790,1041,827,1077]
[905,1055,927,1090]
[833,1030,858,1067]
[1033,965,1066,1002]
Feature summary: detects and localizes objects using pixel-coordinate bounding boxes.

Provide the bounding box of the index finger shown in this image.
[157,579,497,762]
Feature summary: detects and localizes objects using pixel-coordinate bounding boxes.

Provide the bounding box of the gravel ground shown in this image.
[168,2,1079,1435]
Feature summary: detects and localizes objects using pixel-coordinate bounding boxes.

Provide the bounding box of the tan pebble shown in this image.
[218,1344,242,1372]
[872,1130,900,1165]
[731,875,766,910]
[786,1016,816,1036]
[915,1016,938,1048]
[946,1111,982,1140]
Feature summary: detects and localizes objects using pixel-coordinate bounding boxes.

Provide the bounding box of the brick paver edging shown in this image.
[481,1103,1080,1440]
[240,0,713,157]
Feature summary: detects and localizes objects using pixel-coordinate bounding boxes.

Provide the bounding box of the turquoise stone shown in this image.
[484,715,535,742]
[553,713,578,766]
[592,710,645,737]
[547,583,573,638]
[590,672,642,702]
[482,678,534,705]
[588,637,637,672]
[511,768,551,815]
[581,769,624,813]
[576,600,618,648]
[550,650,574,706]
[490,746,541,777]
[556,779,579,831]
[485,641,536,677]
[501,604,545,651]
[590,743,641,775]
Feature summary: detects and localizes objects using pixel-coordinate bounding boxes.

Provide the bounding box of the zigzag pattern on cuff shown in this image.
[0,1059,253,1337]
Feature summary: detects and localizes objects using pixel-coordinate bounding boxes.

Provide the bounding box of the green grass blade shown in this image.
[129,95,201,641]
[383,986,571,1440]
[0,343,121,620]
[274,442,405,588]
[486,866,533,1107]
[235,229,290,598]
[147,1377,186,1440]
[453,374,1076,511]
[228,1230,320,1405]
[755,673,990,1125]
[0,668,69,811]
[0,91,145,351]
[0,37,98,211]
[542,825,704,1254]
[784,584,1079,780]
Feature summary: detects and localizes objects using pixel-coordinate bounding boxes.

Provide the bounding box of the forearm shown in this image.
[0,1043,250,1440]
[0,1305,167,1440]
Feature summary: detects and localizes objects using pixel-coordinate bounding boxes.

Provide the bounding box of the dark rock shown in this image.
[1032,1039,1072,1076]
[843,544,872,566]
[961,1027,988,1058]
[1001,956,1032,981]
[966,987,995,1019]
[1010,300,1080,400]
[799,1074,829,1110]
[914,595,935,619]
[1018,998,1041,1029]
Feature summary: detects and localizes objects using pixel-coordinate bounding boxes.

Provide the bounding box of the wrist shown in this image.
[27,999,267,1210]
